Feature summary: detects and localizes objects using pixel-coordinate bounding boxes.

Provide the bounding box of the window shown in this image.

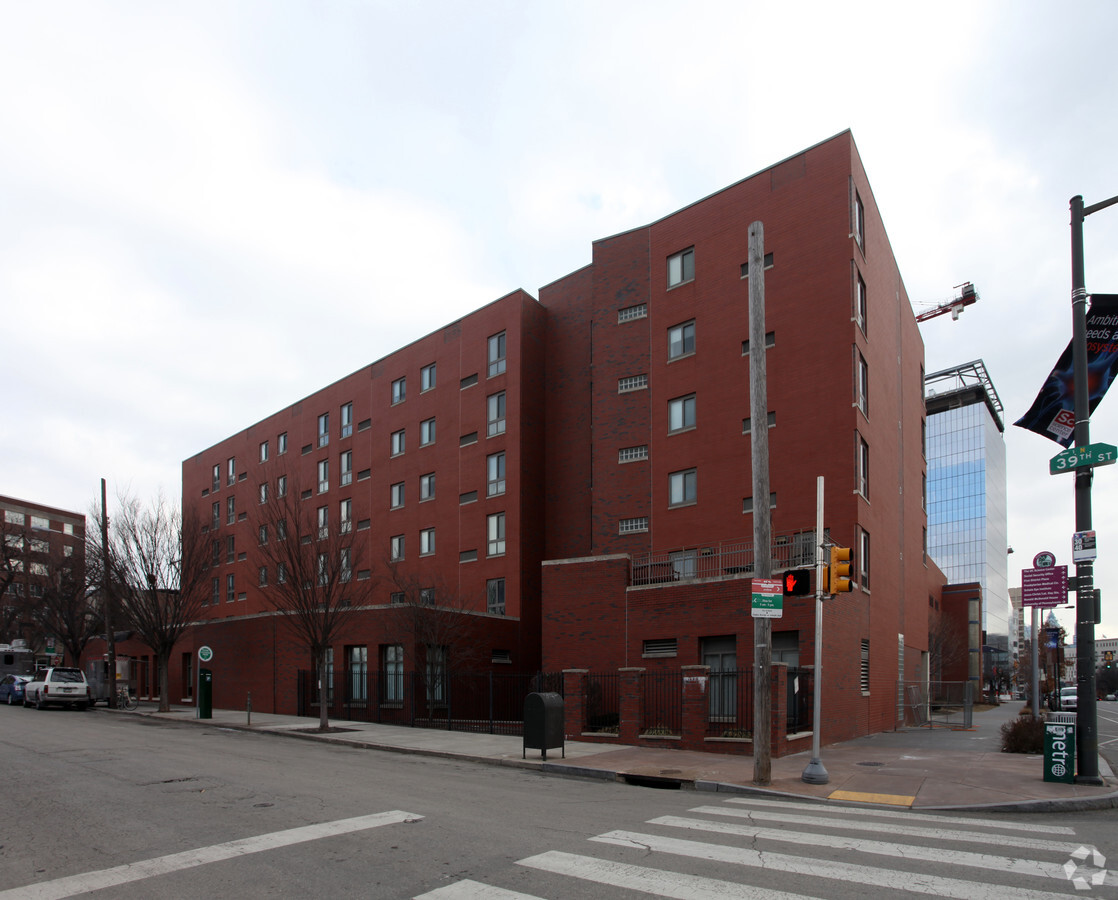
[382,644,403,703]
[317,459,329,493]
[341,450,352,487]
[668,321,695,359]
[278,432,288,455]
[277,519,287,541]
[487,391,506,436]
[211,577,220,606]
[317,506,329,539]
[316,552,328,586]
[860,638,870,692]
[618,445,648,463]
[742,493,777,514]
[256,483,267,506]
[227,457,236,486]
[211,502,220,530]
[421,363,437,391]
[391,482,404,509]
[618,374,648,393]
[318,413,329,447]
[420,472,436,501]
[669,469,697,507]
[487,512,506,556]
[390,534,404,561]
[618,304,647,323]
[277,475,287,497]
[856,273,867,334]
[340,499,352,534]
[459,490,478,505]
[340,548,352,583]
[390,591,405,604]
[922,472,927,511]
[30,515,49,531]
[488,331,506,377]
[856,350,869,416]
[460,431,478,447]
[420,528,435,556]
[667,247,695,287]
[619,517,649,534]
[669,394,696,432]
[858,434,870,499]
[258,525,268,545]
[487,452,505,497]
[487,578,505,615]
[742,412,776,434]
[340,402,353,438]
[420,417,436,446]
[860,529,871,590]
[259,441,269,462]
[226,496,235,525]
[426,644,447,705]
[460,373,478,390]
[347,646,366,702]
[739,252,774,277]
[741,332,776,355]
[392,377,406,404]
[226,574,235,603]
[211,539,221,567]
[854,191,865,250]
[391,429,405,456]
[923,526,928,565]
[212,465,220,493]
[259,566,268,587]
[277,563,287,584]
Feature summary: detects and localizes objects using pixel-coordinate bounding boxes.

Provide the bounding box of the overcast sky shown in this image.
[3,2,1118,637]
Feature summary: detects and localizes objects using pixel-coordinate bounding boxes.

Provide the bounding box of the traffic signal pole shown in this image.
[1069,193,1118,785]
[802,475,828,784]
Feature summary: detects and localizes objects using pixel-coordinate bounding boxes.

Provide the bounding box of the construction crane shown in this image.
[915,282,979,323]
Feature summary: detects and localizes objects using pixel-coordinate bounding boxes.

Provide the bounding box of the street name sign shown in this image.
[1022,566,1069,607]
[1049,442,1118,474]
[751,578,783,618]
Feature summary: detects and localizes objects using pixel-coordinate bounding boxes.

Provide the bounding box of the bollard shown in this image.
[247,691,252,726]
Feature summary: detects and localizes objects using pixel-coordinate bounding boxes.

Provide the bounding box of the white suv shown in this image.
[24,667,93,711]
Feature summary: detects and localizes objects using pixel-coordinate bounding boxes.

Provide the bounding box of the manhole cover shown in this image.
[857,761,885,767]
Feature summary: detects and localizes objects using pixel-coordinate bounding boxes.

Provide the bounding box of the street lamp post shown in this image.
[1069,192,1118,785]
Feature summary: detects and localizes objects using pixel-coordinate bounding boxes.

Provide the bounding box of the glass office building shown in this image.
[925,360,1010,682]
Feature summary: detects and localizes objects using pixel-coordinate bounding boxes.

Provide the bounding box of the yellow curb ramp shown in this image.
[827,790,915,807]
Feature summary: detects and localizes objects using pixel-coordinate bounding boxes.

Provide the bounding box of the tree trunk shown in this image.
[158,651,171,713]
[318,657,330,732]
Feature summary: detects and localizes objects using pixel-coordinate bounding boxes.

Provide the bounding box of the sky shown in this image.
[3,1,1118,639]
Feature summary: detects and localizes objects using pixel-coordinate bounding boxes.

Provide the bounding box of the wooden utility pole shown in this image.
[749,221,772,785]
[102,478,117,709]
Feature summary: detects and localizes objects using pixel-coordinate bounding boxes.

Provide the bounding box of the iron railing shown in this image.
[631,529,827,585]
[584,672,620,734]
[640,671,682,736]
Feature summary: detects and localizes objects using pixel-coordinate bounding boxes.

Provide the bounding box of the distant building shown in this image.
[0,495,86,657]
[925,360,1009,687]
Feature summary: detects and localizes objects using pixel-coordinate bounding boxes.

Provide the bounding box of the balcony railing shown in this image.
[630,529,827,586]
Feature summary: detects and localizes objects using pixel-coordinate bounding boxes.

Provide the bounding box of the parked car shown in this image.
[1060,686,1078,711]
[24,667,92,710]
[0,674,30,705]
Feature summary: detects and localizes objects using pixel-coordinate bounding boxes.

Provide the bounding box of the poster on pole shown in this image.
[751,578,783,618]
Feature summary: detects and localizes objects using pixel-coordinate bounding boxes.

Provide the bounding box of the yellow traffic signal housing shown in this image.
[829,546,853,593]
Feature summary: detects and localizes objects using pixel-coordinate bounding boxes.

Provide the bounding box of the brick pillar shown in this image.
[770,663,788,756]
[681,665,711,751]
[562,669,588,738]
[618,667,645,743]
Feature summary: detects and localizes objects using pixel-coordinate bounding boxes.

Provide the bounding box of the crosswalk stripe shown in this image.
[648,815,1067,880]
[413,879,545,899]
[593,831,1077,900]
[518,851,827,900]
[691,804,1089,853]
[723,797,1077,833]
[0,811,423,900]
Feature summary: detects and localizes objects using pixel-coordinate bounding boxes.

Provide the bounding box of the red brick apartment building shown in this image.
[165,130,945,747]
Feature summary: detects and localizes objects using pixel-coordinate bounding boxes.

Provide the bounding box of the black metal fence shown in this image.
[641,671,682,735]
[703,667,813,738]
[297,669,563,735]
[584,672,620,734]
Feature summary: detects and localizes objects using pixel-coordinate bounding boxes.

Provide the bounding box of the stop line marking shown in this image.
[0,810,422,900]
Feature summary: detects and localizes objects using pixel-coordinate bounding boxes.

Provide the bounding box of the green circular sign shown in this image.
[198,646,214,663]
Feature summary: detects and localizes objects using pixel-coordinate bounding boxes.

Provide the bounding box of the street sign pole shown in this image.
[1068,193,1118,784]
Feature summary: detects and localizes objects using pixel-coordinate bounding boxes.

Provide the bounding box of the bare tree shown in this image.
[0,516,28,643]
[927,609,969,682]
[105,493,210,712]
[30,540,101,666]
[253,481,373,731]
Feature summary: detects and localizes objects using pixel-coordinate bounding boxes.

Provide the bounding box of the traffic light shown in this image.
[783,568,812,596]
[829,546,853,593]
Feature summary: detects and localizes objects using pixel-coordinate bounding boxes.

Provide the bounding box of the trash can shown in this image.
[198,668,213,720]
[1043,712,1075,783]
[523,691,564,760]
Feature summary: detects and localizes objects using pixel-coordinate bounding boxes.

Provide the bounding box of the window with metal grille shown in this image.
[618,374,648,393]
[618,445,648,463]
[618,304,647,323]
[619,517,648,534]
[860,639,870,693]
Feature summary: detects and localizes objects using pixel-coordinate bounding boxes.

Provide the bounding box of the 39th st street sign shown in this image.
[1050,442,1117,474]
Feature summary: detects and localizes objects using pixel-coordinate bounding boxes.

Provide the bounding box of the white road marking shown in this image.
[723,796,1077,833]
[649,814,1067,880]
[693,804,1087,852]
[519,850,827,900]
[413,879,545,899]
[0,810,422,900]
[593,831,1080,900]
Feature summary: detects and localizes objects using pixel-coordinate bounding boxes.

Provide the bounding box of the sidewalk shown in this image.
[113,701,1118,812]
